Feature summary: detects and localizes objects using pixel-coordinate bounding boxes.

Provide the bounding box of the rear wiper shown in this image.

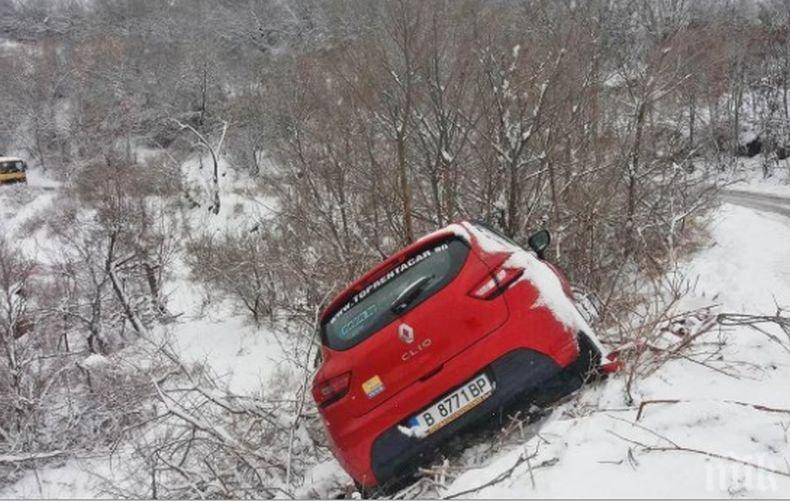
[390,275,433,315]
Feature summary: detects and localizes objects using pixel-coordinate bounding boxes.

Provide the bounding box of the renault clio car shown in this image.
[312,221,614,489]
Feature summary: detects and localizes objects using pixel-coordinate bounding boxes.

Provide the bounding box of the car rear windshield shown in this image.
[322,237,470,351]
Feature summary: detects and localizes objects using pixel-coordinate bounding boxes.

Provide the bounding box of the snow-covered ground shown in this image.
[440,182,790,499]
[0,161,299,498]
[1,167,790,499]
[720,156,790,196]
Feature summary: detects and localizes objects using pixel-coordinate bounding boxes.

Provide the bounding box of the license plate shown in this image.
[404,373,494,437]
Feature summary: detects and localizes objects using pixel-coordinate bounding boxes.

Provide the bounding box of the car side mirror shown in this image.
[528,230,551,259]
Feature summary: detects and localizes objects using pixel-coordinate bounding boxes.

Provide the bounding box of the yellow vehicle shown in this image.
[0,157,27,184]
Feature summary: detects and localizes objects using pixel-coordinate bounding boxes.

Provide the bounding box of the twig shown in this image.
[717,312,790,354]
[724,400,790,415]
[637,398,790,421]
[443,450,558,499]
[525,451,536,490]
[778,421,789,444]
[636,399,683,421]
[608,415,790,478]
[0,450,68,463]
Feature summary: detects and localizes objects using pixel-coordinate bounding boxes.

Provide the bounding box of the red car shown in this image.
[312,221,613,489]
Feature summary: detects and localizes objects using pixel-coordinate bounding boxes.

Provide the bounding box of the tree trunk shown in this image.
[688,95,696,149]
[397,131,414,243]
[626,99,648,255]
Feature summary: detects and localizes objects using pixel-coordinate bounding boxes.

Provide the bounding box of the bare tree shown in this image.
[174,119,229,215]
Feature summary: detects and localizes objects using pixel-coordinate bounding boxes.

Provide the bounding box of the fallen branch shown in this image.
[637,398,790,421]
[636,399,682,421]
[724,400,790,415]
[717,311,790,354]
[645,345,746,379]
[0,450,68,464]
[718,312,790,334]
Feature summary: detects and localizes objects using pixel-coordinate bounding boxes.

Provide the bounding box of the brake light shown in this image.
[312,372,351,407]
[469,266,524,300]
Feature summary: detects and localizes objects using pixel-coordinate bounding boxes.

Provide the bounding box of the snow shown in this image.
[24,167,62,191]
[413,222,471,247]
[0,157,300,498]
[154,155,288,395]
[507,250,597,338]
[462,222,604,354]
[0,457,113,499]
[0,180,58,257]
[723,158,790,198]
[687,204,790,312]
[0,39,20,51]
[295,459,353,499]
[416,220,603,354]
[80,353,110,369]
[441,183,790,499]
[3,162,790,498]
[178,153,279,236]
[0,38,37,55]
[167,315,290,395]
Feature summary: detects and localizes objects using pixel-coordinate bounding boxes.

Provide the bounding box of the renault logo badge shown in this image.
[398,323,415,344]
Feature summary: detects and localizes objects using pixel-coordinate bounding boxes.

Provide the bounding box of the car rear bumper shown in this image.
[369,348,572,485]
[319,306,580,488]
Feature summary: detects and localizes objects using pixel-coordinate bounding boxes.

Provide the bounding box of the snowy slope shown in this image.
[441,190,790,498]
[0,163,300,498]
[2,173,790,499]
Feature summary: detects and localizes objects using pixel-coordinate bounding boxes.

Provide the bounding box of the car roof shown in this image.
[0,157,24,162]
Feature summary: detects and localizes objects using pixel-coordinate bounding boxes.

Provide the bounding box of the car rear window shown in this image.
[322,237,470,351]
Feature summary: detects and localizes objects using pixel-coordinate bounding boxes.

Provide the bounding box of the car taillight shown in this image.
[312,372,351,408]
[469,266,524,300]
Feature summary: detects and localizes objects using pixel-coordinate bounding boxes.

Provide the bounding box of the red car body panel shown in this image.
[323,253,509,419]
[313,221,590,487]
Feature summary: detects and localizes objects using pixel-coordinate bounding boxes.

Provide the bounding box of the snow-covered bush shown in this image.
[0,238,156,489]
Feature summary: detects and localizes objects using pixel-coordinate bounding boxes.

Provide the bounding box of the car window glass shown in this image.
[323,238,469,350]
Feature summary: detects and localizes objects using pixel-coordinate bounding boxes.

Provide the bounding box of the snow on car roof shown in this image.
[413,222,471,246]
[0,156,23,162]
[462,222,602,352]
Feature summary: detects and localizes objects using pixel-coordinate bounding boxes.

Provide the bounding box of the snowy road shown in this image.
[722,189,790,218]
